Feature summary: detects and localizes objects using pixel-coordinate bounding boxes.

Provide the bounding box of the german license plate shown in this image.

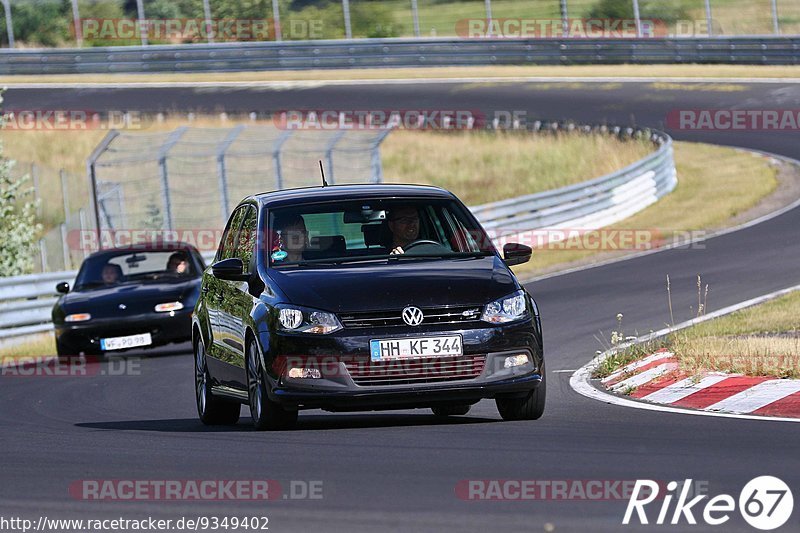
[370,335,463,361]
[100,333,152,351]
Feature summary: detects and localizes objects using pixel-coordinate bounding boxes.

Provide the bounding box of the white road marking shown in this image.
[641,373,730,404]
[608,362,678,391]
[570,282,800,424]
[601,351,673,384]
[705,379,800,414]
[3,76,800,90]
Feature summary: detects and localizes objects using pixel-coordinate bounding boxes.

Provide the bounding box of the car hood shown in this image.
[267,256,517,313]
[59,279,199,317]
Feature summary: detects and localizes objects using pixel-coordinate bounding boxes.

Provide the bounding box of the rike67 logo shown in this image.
[624,476,793,530]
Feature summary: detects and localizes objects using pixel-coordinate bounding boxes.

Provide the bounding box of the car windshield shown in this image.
[267,198,496,268]
[74,250,196,290]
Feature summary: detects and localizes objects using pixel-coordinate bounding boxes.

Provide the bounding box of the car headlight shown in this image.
[481,290,528,324]
[154,301,184,313]
[65,313,91,322]
[277,305,342,335]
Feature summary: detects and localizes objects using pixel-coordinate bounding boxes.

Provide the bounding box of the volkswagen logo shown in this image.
[402,306,424,326]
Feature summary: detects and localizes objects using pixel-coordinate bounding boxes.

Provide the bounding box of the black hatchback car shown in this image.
[53,243,205,357]
[193,185,544,430]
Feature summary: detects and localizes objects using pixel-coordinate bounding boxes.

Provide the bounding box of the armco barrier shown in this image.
[0,129,676,341]
[0,37,798,75]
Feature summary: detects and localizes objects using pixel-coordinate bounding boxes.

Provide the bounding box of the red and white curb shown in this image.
[601,351,800,418]
[570,283,800,423]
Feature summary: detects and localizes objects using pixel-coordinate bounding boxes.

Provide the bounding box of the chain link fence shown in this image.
[0,0,796,48]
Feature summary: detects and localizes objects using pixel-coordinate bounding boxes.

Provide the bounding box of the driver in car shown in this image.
[386,206,421,255]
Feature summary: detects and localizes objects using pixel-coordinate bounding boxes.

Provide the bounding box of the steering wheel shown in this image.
[401,239,443,251]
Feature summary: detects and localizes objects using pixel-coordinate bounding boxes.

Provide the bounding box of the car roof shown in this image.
[250,184,456,208]
[84,241,199,260]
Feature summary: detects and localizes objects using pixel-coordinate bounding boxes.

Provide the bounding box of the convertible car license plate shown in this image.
[100,333,152,351]
[370,335,463,361]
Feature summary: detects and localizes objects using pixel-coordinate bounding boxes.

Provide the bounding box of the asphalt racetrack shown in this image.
[2,80,800,532]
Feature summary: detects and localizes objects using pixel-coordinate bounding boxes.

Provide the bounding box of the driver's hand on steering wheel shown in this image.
[390,246,405,255]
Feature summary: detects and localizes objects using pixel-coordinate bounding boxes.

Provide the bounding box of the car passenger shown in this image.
[271,213,308,263]
[386,206,421,255]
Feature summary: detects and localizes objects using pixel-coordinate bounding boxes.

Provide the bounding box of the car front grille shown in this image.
[339,305,482,329]
[343,355,486,387]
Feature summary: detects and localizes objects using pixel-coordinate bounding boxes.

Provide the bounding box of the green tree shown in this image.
[0,92,42,276]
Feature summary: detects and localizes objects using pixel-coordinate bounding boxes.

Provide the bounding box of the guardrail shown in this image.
[0,128,675,342]
[473,128,676,237]
[0,37,798,75]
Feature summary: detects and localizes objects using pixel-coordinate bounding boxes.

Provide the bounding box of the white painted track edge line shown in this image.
[3,76,800,90]
[570,283,800,423]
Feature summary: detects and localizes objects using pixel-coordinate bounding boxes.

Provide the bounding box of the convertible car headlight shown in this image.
[481,290,528,324]
[277,306,342,335]
[65,313,91,322]
[155,301,184,313]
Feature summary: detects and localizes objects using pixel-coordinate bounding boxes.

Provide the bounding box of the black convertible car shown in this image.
[193,184,544,430]
[52,242,205,357]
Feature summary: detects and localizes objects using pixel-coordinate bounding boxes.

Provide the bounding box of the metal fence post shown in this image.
[135,0,148,46]
[272,130,292,191]
[216,125,245,224]
[771,0,780,35]
[324,130,347,185]
[79,208,89,258]
[157,127,188,231]
[484,0,492,36]
[60,169,70,222]
[30,162,41,219]
[70,0,82,46]
[39,239,46,272]
[560,0,569,38]
[342,0,352,39]
[411,0,420,38]
[1,0,14,48]
[86,130,120,246]
[370,129,393,183]
[632,0,641,38]
[202,0,214,43]
[704,0,713,37]
[60,223,71,270]
[271,0,282,41]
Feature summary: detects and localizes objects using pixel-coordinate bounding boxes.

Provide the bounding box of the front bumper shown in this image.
[54,310,193,355]
[261,319,543,411]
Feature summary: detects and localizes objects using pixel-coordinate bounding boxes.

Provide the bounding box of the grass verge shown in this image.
[512,141,779,278]
[0,334,56,361]
[3,65,800,85]
[595,289,800,380]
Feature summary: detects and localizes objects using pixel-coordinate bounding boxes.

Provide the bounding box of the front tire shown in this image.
[247,341,298,431]
[195,338,240,425]
[496,363,546,421]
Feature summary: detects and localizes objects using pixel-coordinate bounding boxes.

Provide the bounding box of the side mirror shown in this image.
[212,258,250,281]
[56,282,70,294]
[503,243,532,266]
